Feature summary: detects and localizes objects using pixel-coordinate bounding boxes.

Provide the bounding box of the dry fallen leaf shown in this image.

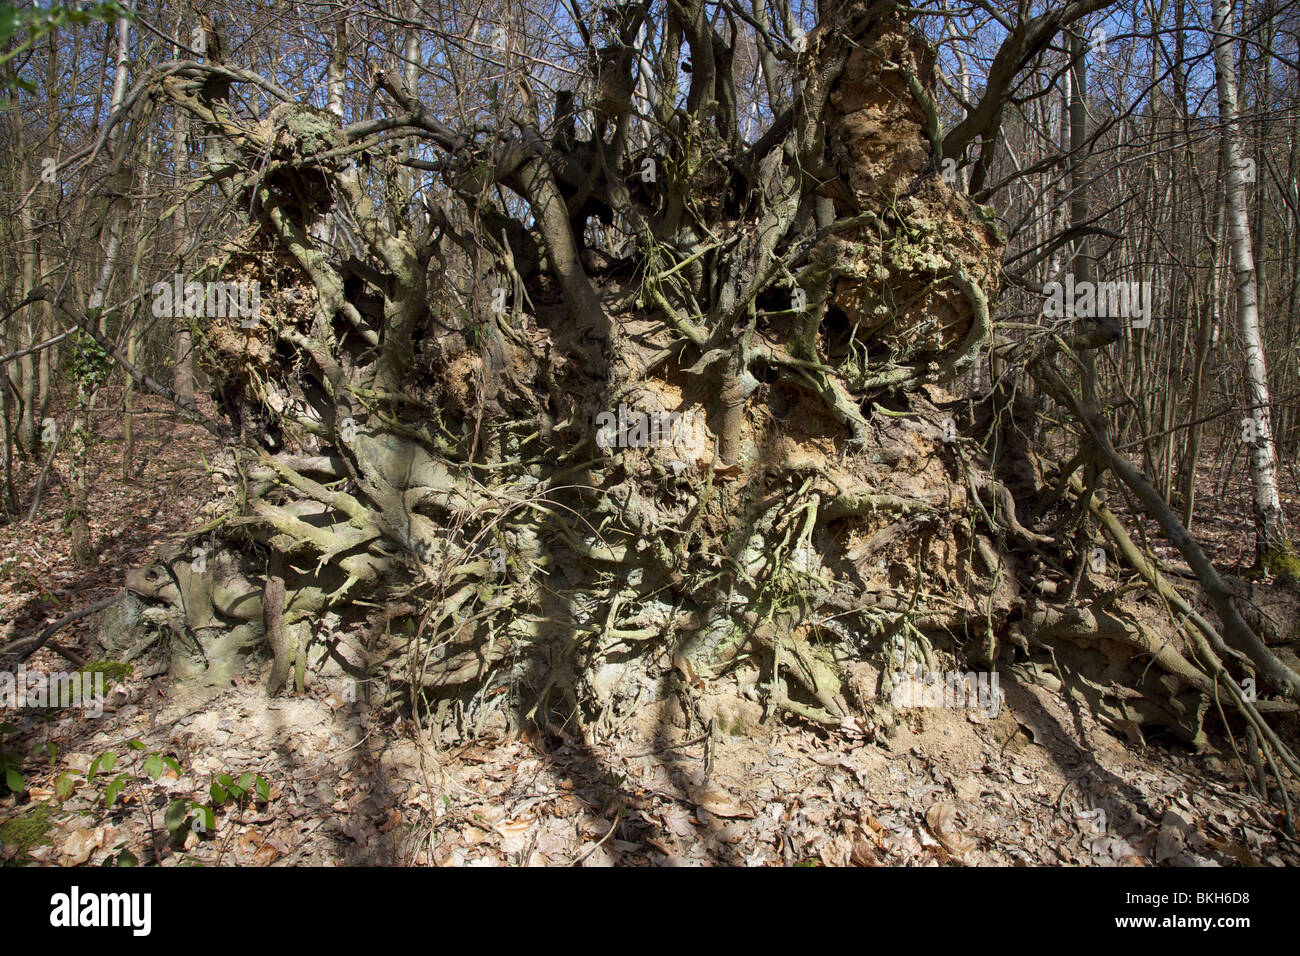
[60,826,102,866]
[497,816,533,854]
[819,837,854,867]
[925,802,976,860]
[252,843,282,865]
[1155,808,1194,863]
[645,836,675,857]
[691,787,754,819]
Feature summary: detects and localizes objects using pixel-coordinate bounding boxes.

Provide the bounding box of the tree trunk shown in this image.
[64,1,134,566]
[171,105,195,406]
[1212,0,1295,577]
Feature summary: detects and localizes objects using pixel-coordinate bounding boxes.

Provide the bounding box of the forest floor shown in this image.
[2,391,1299,866]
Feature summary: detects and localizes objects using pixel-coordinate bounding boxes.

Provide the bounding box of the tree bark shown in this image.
[1212,0,1294,575]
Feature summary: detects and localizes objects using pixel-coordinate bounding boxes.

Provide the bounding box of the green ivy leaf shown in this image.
[210,782,228,807]
[0,7,19,48]
[196,805,215,834]
[127,740,148,751]
[164,798,189,833]
[5,768,24,793]
[143,754,164,780]
[105,774,128,808]
[55,772,76,802]
[255,776,271,801]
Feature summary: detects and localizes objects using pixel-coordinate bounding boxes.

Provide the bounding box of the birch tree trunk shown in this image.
[1212,0,1296,576]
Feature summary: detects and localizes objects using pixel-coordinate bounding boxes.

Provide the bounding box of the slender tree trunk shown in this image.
[171,12,195,405]
[13,98,38,454]
[1070,34,1098,405]
[1183,192,1225,529]
[1,349,15,513]
[1212,0,1294,575]
[66,3,134,565]
[34,26,60,434]
[122,135,152,479]
[171,106,194,405]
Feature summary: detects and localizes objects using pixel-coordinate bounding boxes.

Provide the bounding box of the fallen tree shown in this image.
[56,0,1298,823]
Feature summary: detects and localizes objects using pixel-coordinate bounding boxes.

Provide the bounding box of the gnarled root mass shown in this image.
[96,3,1299,821]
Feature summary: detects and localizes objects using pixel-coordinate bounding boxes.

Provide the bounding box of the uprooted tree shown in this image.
[51,0,1300,815]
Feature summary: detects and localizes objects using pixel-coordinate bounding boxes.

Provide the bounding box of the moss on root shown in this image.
[1263,542,1300,585]
[80,660,133,684]
[0,801,54,865]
